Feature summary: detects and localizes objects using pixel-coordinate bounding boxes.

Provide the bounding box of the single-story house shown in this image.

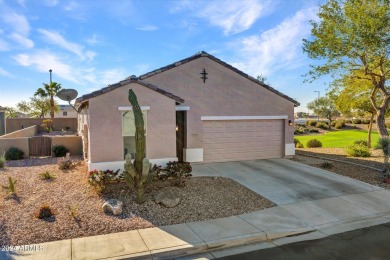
[75,51,300,171]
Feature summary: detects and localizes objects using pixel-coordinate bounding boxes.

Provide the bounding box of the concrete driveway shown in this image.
[192,158,381,205]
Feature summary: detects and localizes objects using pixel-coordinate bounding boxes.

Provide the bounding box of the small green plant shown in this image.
[34,205,54,219]
[2,176,17,195]
[0,151,6,169]
[306,139,323,148]
[354,140,368,147]
[386,122,390,129]
[352,119,362,124]
[309,128,319,133]
[319,161,333,169]
[40,171,55,180]
[345,144,371,157]
[306,120,317,126]
[52,145,69,157]
[294,138,301,145]
[296,142,304,148]
[58,157,72,170]
[5,147,24,160]
[68,204,80,221]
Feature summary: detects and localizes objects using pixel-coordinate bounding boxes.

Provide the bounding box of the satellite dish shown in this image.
[57,89,78,102]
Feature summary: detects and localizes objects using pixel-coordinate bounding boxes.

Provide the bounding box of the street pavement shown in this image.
[216,222,390,260]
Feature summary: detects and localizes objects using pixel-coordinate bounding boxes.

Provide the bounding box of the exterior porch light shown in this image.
[289,120,293,126]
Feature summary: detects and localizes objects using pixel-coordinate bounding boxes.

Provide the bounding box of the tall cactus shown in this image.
[124,89,154,204]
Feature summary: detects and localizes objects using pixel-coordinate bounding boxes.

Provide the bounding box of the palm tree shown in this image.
[34,82,62,126]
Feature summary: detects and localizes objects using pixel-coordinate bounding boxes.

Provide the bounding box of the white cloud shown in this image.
[13,50,78,83]
[0,38,9,51]
[86,34,100,46]
[136,25,159,31]
[230,7,318,77]
[43,0,59,6]
[0,67,11,77]
[172,0,273,35]
[201,0,271,35]
[37,29,96,61]
[2,11,30,35]
[9,33,34,48]
[16,0,26,7]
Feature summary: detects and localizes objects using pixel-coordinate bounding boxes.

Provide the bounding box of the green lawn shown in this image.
[295,129,380,148]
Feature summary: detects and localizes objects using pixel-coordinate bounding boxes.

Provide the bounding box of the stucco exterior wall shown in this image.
[145,57,295,150]
[0,138,29,158]
[0,125,37,139]
[88,83,176,163]
[52,136,83,155]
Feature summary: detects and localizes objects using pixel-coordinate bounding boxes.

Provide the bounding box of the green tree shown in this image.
[34,82,62,123]
[257,74,269,85]
[4,107,17,118]
[307,96,339,129]
[330,72,376,146]
[303,0,390,137]
[17,97,58,118]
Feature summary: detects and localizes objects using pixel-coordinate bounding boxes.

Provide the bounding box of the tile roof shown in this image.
[75,77,185,107]
[139,51,300,107]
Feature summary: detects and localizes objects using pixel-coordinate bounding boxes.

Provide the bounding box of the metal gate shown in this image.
[29,137,52,157]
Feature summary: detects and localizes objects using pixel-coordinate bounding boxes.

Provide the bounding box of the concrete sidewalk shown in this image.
[4,159,390,260]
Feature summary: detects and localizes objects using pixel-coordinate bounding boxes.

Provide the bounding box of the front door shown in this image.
[176,111,186,162]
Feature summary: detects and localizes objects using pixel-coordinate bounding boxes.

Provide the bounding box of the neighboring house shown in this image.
[76,51,300,171]
[52,105,77,118]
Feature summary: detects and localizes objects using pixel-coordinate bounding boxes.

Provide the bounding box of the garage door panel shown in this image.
[203,119,283,163]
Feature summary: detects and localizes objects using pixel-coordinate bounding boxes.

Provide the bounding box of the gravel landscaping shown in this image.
[0,158,274,246]
[293,148,390,189]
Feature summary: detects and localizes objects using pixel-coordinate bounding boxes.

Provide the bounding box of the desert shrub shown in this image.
[315,122,327,129]
[5,147,24,160]
[0,151,5,169]
[345,119,352,124]
[319,161,333,169]
[354,140,368,147]
[309,129,319,133]
[155,161,192,187]
[294,129,304,134]
[306,139,322,148]
[362,119,371,124]
[294,138,301,145]
[345,144,371,157]
[352,119,362,124]
[330,121,336,127]
[52,145,69,157]
[334,122,343,129]
[40,171,55,180]
[58,157,72,170]
[296,142,304,148]
[87,169,122,190]
[34,205,54,219]
[377,137,390,156]
[306,120,317,126]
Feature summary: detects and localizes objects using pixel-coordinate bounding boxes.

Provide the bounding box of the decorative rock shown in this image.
[102,199,123,215]
[155,191,181,208]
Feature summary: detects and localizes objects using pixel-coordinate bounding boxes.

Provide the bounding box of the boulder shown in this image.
[155,191,181,208]
[102,199,123,215]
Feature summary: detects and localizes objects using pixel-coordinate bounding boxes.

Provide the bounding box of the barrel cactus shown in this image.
[123,89,154,204]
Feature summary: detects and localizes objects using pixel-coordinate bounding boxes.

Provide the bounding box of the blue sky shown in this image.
[0,0,328,112]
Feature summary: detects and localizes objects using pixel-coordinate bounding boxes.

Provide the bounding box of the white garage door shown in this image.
[203,120,284,163]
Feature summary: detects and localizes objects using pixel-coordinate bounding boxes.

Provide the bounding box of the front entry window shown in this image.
[122,111,147,159]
